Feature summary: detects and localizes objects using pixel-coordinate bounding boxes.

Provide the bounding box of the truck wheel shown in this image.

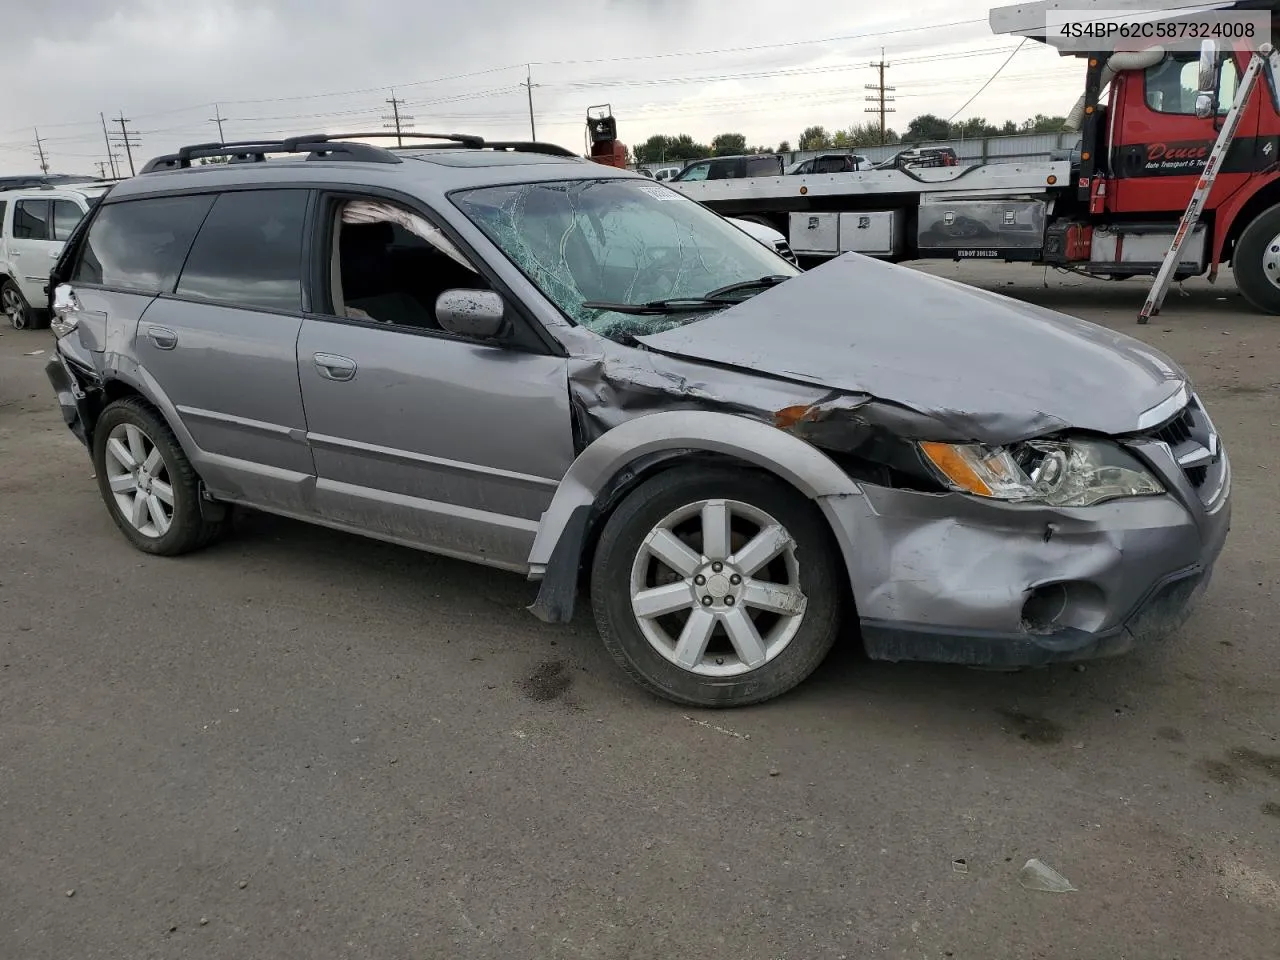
[590,465,843,708]
[1233,205,1280,314]
[2,278,34,330]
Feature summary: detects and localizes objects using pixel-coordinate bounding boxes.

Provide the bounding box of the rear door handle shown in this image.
[314,353,357,382]
[145,324,178,350]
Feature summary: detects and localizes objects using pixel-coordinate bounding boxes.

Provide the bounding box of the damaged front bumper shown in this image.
[822,448,1231,668]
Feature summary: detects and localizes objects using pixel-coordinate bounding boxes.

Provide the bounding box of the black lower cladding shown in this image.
[860,567,1206,668]
[45,355,95,449]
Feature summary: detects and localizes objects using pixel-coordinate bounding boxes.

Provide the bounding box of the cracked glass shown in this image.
[453,179,798,342]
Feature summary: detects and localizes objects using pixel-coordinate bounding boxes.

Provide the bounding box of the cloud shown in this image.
[1,0,1083,174]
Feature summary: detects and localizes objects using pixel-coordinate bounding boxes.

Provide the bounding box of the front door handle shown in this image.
[314,353,357,382]
[145,324,178,350]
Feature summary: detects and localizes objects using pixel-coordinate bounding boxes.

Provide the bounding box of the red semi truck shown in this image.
[664,0,1280,314]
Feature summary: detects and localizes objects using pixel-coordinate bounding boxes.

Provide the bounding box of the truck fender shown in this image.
[1210,178,1280,267]
[525,409,862,623]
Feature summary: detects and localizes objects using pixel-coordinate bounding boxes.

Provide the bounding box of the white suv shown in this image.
[1,183,111,328]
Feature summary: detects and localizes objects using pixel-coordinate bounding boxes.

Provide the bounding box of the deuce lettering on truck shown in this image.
[1144,141,1212,173]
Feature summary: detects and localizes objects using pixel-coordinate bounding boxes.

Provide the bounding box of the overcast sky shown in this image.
[0,0,1085,175]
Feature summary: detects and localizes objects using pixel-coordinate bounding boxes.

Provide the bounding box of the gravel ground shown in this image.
[1,262,1278,959]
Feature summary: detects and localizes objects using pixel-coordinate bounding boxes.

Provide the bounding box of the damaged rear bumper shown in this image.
[822,464,1230,668]
[46,352,96,450]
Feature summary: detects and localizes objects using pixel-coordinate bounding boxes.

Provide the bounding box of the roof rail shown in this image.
[141,132,578,173]
[473,141,578,157]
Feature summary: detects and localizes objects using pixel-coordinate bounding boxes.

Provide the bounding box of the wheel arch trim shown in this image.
[526,410,862,623]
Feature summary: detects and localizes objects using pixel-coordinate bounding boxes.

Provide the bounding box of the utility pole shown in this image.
[100,113,119,178]
[521,65,540,140]
[209,103,226,142]
[864,49,896,145]
[95,160,109,179]
[33,127,49,174]
[110,112,141,177]
[381,89,414,147]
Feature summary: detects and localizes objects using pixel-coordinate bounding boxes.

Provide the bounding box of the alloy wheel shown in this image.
[2,286,27,329]
[628,498,807,678]
[103,423,175,538]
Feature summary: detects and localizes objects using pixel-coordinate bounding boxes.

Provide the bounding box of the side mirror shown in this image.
[1195,39,1220,118]
[435,289,507,339]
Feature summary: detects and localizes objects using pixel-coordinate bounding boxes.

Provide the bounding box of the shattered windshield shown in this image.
[452,178,799,341]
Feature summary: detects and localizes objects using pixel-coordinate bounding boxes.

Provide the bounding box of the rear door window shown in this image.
[746,156,782,176]
[14,200,50,240]
[73,194,214,293]
[709,159,739,179]
[52,199,84,240]
[0,201,7,234]
[175,189,309,312]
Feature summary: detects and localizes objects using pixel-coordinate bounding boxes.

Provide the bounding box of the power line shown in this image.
[947,38,1030,124]
[532,18,987,67]
[561,46,1025,90]
[0,22,1000,139]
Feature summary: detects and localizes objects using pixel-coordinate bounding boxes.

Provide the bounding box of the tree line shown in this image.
[631,114,1068,163]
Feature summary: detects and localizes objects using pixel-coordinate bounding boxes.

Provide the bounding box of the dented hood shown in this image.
[635,254,1188,442]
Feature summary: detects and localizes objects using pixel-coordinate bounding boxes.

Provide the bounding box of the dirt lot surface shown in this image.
[2,263,1278,959]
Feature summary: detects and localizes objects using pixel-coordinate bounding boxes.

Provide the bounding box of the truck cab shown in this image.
[994,0,1280,312]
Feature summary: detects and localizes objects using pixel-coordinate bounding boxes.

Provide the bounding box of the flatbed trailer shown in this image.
[665,0,1280,315]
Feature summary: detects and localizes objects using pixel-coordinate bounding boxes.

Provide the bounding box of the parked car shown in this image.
[785,154,869,175]
[872,146,960,170]
[726,216,798,265]
[670,154,784,182]
[0,173,102,192]
[44,133,1229,707]
[652,167,683,182]
[1,182,111,328]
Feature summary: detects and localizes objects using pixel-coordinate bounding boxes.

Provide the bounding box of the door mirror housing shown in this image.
[435,289,507,339]
[1195,39,1220,118]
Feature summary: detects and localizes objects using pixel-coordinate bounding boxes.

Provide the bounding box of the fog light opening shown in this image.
[1022,583,1070,633]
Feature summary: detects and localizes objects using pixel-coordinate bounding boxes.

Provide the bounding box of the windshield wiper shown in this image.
[701,275,792,299]
[581,276,793,316]
[580,298,728,316]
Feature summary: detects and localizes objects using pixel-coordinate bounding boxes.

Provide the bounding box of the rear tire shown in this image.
[1232,204,1280,314]
[2,278,36,330]
[91,397,226,556]
[590,466,843,708]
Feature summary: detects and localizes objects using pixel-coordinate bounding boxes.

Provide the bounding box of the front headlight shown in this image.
[919,438,1164,507]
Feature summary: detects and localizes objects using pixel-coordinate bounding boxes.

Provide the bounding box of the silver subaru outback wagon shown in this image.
[45,133,1230,708]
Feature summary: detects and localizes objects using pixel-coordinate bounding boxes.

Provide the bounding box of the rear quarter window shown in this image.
[73,195,215,294]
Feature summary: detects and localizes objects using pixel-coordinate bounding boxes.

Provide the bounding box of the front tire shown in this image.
[91,398,226,555]
[1232,205,1280,314]
[590,466,843,708]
